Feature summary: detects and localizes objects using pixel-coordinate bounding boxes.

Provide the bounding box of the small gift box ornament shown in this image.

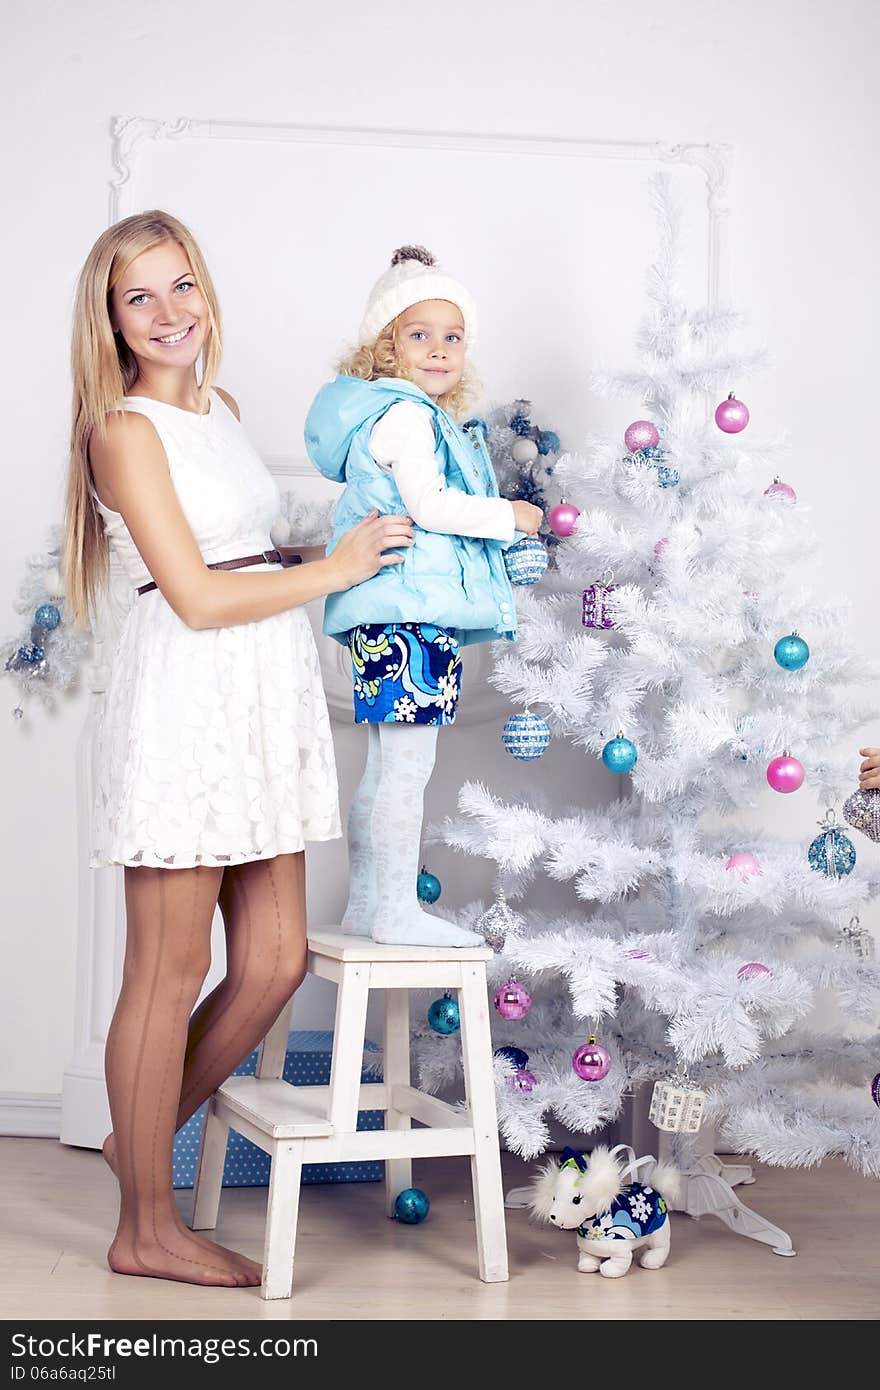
[649,1074,706,1134]
[836,914,875,961]
[582,571,617,629]
[842,786,880,843]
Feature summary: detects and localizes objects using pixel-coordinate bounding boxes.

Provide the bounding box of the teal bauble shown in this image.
[808,813,856,879]
[602,735,638,774]
[774,633,810,671]
[416,866,442,903]
[427,993,460,1034]
[34,604,61,631]
[394,1188,430,1223]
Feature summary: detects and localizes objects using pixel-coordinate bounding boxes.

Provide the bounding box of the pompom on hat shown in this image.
[358,245,477,348]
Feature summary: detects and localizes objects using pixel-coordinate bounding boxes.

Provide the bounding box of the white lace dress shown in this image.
[90,390,341,869]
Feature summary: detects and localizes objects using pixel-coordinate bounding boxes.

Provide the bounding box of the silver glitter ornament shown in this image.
[475,896,525,953]
[842,787,880,843]
[836,915,875,961]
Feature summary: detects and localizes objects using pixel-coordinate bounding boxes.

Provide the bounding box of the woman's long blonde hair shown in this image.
[337,318,477,420]
[63,210,222,628]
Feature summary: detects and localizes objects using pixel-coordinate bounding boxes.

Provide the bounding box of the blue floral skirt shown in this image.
[347,623,463,724]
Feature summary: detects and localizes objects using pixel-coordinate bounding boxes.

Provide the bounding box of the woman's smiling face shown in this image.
[395,299,466,399]
[110,240,207,374]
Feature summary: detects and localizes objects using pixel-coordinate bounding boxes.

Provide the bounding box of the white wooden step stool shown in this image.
[191,928,509,1299]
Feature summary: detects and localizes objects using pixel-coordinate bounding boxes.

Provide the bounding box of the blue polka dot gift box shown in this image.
[172,1030,383,1188]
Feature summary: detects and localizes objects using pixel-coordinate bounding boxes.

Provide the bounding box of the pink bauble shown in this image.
[493,979,532,1020]
[548,502,580,538]
[505,1068,538,1093]
[764,478,797,504]
[715,393,750,433]
[766,754,805,794]
[572,1037,611,1081]
[653,537,669,558]
[624,420,660,453]
[726,852,761,875]
[737,962,771,981]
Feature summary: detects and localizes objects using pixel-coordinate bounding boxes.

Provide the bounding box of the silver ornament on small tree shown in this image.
[836,915,875,961]
[475,894,525,953]
[649,1073,706,1133]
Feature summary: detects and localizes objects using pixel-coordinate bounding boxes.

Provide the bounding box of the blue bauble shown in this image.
[509,412,531,436]
[656,465,680,488]
[774,633,810,671]
[503,711,551,760]
[503,537,549,586]
[602,735,638,774]
[17,643,44,666]
[417,867,442,903]
[394,1188,430,1223]
[34,604,61,631]
[428,993,461,1034]
[537,430,560,456]
[642,446,668,462]
[808,828,856,878]
[495,1045,529,1070]
[462,417,488,436]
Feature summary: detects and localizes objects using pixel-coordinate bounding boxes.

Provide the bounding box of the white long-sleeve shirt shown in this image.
[369,401,515,541]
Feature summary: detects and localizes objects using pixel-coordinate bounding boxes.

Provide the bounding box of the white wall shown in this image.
[2,0,878,1108]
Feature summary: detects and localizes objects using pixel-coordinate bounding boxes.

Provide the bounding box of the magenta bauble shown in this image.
[572,1036,611,1081]
[737,962,772,981]
[766,754,805,794]
[493,979,532,1020]
[726,852,761,875]
[764,477,797,504]
[505,1069,538,1092]
[715,393,750,433]
[548,502,580,538]
[624,420,660,453]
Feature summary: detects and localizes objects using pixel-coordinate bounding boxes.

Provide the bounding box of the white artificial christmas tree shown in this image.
[423,176,880,1253]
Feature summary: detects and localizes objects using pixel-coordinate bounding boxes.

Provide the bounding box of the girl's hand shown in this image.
[512,500,544,536]
[859,748,880,790]
[327,510,415,590]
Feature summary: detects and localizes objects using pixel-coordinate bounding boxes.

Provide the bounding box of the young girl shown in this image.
[305,246,543,947]
[64,210,413,1287]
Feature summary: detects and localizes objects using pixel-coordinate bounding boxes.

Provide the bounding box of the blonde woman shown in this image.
[64,210,413,1287]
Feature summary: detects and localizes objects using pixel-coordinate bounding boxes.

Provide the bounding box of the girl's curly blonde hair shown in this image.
[336,317,477,420]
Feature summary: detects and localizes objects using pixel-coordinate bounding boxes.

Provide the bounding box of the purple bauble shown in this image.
[625,948,652,960]
[726,852,761,875]
[548,502,580,538]
[737,961,771,981]
[572,1036,611,1081]
[653,537,669,558]
[871,1072,880,1108]
[715,393,750,433]
[766,754,805,794]
[624,420,660,453]
[764,477,797,504]
[493,979,532,1020]
[506,1068,538,1092]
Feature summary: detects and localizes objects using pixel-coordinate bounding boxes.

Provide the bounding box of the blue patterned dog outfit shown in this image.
[577,1184,668,1242]
[348,623,463,725]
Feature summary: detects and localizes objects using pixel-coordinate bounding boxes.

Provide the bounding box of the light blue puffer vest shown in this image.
[304,375,519,647]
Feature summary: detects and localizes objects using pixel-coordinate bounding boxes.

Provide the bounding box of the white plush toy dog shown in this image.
[528,1143,681,1278]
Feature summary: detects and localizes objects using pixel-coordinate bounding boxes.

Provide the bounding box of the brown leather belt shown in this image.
[136,547,303,597]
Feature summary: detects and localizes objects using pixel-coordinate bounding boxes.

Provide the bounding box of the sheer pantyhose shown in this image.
[104,854,307,1287]
[342,724,481,946]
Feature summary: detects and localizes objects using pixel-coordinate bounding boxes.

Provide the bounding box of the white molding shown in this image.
[0,1094,62,1139]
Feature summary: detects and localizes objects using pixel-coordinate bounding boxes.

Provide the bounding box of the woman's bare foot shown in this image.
[102,1134,261,1284]
[108,1225,262,1288]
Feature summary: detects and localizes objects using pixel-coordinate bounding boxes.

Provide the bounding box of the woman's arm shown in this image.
[371,401,518,540]
[89,411,413,631]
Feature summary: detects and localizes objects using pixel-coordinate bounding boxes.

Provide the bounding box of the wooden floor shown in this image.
[1,1138,877,1320]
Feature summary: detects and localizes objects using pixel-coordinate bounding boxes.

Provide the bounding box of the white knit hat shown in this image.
[358,246,477,348]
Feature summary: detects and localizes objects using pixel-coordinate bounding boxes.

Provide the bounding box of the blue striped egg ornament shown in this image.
[503,712,551,760]
[504,537,549,586]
